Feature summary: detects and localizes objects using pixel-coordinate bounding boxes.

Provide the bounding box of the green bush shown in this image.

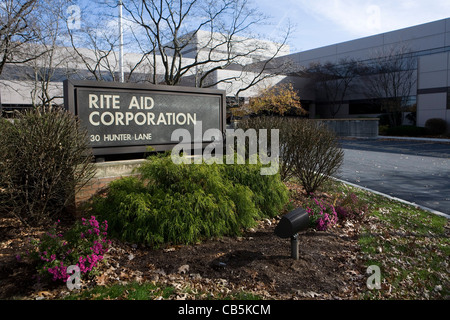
[90,154,288,246]
[220,154,289,218]
[424,118,447,135]
[378,125,389,135]
[0,107,95,226]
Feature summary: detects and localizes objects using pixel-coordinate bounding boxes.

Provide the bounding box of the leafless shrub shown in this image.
[0,106,95,226]
[238,116,344,194]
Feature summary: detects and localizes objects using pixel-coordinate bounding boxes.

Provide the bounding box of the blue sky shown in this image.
[73,0,450,54]
[256,0,450,52]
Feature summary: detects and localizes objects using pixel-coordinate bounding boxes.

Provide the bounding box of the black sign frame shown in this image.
[64,80,226,156]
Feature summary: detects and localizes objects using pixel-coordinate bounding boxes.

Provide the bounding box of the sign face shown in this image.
[64,80,226,155]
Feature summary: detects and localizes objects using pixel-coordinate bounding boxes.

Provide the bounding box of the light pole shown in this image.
[118,0,124,83]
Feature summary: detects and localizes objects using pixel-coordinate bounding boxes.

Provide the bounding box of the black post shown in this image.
[291,233,299,260]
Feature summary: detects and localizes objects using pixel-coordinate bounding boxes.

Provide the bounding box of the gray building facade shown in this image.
[283,18,450,130]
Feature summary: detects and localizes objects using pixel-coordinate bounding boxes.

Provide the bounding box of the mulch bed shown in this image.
[0,222,367,300]
[0,185,368,300]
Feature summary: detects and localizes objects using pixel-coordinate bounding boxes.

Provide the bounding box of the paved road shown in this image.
[336,139,450,216]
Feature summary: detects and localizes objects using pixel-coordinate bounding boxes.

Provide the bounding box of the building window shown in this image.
[349,99,382,115]
[1,104,34,118]
[404,95,417,111]
[349,96,417,115]
[447,88,450,110]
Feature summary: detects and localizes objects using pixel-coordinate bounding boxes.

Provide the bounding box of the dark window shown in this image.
[349,99,382,115]
[1,104,34,118]
[349,96,417,115]
[447,88,450,110]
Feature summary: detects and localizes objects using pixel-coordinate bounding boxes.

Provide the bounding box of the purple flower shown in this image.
[30,218,110,284]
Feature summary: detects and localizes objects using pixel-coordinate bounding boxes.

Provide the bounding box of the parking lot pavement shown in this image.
[336,138,450,216]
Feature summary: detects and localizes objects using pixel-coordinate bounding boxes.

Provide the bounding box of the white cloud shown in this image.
[295,0,450,37]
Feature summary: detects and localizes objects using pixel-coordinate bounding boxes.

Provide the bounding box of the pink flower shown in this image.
[32,218,110,284]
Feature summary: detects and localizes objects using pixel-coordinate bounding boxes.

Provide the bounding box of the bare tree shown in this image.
[24,1,72,107]
[210,25,294,99]
[4,0,80,108]
[0,0,39,76]
[361,45,417,127]
[65,0,123,82]
[122,0,291,88]
[63,0,157,83]
[305,57,360,118]
[1,0,78,109]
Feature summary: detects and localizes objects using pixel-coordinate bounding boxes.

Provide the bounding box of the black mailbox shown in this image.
[275,207,309,238]
[274,207,309,260]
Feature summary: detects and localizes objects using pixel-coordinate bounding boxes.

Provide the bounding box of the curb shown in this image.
[332,177,450,219]
[378,136,450,143]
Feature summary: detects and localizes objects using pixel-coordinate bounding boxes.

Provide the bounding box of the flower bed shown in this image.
[21,216,110,283]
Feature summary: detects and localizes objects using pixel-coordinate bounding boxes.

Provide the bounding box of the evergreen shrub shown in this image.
[424,118,447,135]
[91,153,289,246]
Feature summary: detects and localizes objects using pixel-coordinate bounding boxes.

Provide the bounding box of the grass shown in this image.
[65,281,263,300]
[65,282,176,300]
[324,180,449,299]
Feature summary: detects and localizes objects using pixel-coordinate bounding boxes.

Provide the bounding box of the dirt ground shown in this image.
[0,207,367,300]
